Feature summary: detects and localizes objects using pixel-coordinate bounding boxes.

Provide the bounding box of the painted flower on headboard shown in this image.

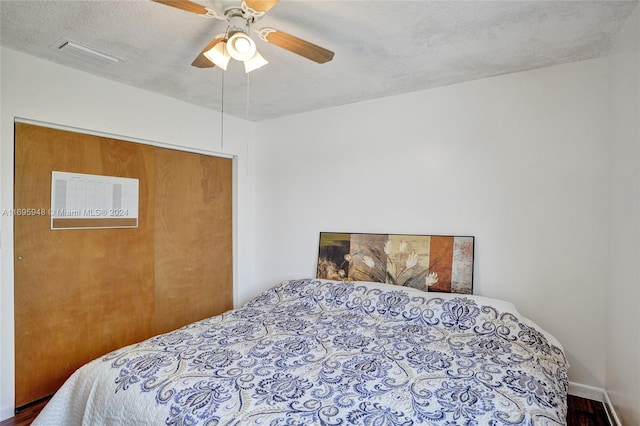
[317,253,355,281]
[425,272,439,288]
[354,239,438,290]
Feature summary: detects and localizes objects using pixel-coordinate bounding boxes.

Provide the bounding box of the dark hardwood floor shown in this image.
[0,395,611,425]
[567,395,612,426]
[0,398,49,426]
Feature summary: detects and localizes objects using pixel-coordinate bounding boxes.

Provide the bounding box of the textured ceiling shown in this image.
[1,0,637,121]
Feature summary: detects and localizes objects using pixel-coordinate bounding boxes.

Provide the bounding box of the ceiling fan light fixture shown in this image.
[203,41,230,70]
[243,50,268,73]
[226,31,257,61]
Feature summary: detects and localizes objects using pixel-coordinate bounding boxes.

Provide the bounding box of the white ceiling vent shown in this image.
[52,39,120,66]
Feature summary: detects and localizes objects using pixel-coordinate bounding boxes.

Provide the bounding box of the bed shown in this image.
[33,278,568,425]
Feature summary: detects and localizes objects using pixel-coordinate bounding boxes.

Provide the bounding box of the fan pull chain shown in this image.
[220,68,225,151]
[245,71,250,120]
[245,71,250,176]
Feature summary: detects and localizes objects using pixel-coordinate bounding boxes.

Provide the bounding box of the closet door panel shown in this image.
[153,149,233,335]
[14,123,156,407]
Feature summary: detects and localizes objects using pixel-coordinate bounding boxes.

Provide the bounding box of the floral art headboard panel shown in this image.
[316,232,475,294]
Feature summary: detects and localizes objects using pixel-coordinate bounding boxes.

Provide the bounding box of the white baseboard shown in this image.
[568,382,604,401]
[603,390,623,426]
[568,382,621,426]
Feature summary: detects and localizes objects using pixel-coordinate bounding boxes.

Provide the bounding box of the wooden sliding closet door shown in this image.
[14,123,233,407]
[153,148,233,335]
[14,123,156,407]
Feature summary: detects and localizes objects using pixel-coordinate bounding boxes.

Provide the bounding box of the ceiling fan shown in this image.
[152,0,335,73]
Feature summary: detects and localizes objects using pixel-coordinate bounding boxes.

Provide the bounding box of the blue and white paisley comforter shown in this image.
[34,279,568,426]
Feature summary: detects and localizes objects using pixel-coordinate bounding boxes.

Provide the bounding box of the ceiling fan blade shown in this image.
[244,0,279,14]
[260,29,334,64]
[152,0,209,15]
[191,36,225,68]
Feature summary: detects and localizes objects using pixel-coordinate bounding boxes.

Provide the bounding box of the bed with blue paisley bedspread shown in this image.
[33,279,568,425]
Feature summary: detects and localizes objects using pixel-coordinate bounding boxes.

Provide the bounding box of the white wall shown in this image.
[253,59,610,390]
[607,5,640,425]
[0,47,256,420]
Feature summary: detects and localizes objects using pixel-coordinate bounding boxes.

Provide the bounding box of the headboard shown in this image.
[316,232,474,294]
